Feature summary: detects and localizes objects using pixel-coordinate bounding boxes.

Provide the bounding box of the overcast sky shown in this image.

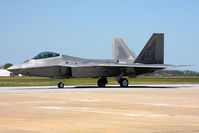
[0,0,198,71]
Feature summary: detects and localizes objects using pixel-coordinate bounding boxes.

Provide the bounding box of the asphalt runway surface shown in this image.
[0,84,199,133]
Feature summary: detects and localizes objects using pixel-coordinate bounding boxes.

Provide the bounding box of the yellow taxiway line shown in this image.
[0,121,117,133]
[0,117,199,127]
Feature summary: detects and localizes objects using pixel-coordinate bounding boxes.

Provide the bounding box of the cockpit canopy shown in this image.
[33,52,60,60]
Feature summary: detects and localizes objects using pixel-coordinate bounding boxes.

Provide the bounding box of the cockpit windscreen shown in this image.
[33,52,60,60]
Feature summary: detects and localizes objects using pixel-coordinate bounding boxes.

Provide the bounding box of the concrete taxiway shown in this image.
[0,84,199,133]
[0,84,198,94]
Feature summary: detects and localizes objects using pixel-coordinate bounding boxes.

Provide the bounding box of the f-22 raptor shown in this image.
[8,33,178,88]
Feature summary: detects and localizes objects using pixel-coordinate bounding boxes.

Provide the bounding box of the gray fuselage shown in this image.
[8,54,159,79]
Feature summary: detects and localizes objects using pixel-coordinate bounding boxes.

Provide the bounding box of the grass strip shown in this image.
[0,77,199,87]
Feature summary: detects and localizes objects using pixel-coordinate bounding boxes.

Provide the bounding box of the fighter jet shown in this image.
[8,33,179,88]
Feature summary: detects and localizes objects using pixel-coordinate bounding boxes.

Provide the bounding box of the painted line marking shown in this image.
[124,113,169,118]
[74,99,100,102]
[150,103,174,106]
[34,106,67,110]
[0,117,199,127]
[0,121,117,133]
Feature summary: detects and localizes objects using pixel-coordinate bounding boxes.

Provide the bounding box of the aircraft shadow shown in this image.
[13,85,182,90]
[73,85,179,89]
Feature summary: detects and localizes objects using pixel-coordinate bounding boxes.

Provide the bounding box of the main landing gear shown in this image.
[97,77,108,87]
[58,81,64,88]
[115,77,129,87]
[119,78,129,87]
[97,77,129,87]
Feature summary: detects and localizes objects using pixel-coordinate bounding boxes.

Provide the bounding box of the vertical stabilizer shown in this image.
[112,37,136,62]
[134,33,164,64]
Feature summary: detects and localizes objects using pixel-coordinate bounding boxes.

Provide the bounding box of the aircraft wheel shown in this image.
[97,78,108,87]
[58,82,64,88]
[119,78,128,87]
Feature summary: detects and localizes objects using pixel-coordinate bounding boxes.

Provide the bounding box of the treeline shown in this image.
[0,63,13,69]
[148,70,199,77]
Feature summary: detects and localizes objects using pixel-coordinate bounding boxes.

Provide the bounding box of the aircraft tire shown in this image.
[119,78,128,87]
[58,82,64,88]
[97,78,107,87]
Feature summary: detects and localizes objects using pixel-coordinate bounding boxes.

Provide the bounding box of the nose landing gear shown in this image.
[58,82,64,88]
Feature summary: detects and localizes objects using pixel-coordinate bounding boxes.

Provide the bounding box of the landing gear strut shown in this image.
[97,77,108,87]
[58,82,64,88]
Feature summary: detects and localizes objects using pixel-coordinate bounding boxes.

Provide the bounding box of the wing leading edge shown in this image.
[61,63,181,69]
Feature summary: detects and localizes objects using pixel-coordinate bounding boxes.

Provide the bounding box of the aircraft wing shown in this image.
[62,63,185,69]
[94,63,181,68]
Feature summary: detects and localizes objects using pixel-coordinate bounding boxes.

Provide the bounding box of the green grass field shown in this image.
[0,77,199,87]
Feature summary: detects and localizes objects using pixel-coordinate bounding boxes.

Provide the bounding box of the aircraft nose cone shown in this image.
[7,66,15,72]
[7,65,22,74]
